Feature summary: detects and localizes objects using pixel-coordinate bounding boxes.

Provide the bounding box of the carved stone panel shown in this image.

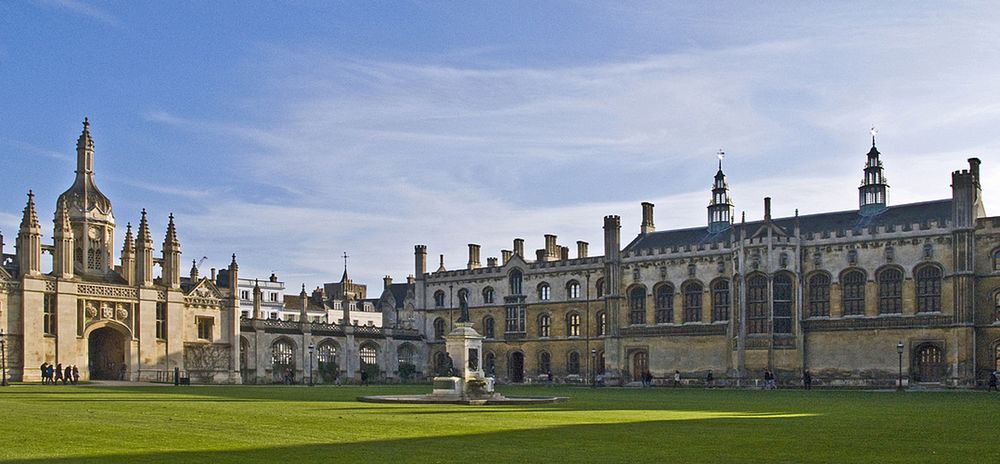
[183,343,233,370]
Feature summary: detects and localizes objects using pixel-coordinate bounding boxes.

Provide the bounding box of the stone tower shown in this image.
[859,134,889,216]
[707,159,734,233]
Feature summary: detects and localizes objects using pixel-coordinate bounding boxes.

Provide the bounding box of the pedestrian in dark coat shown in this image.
[71,365,80,385]
[40,363,48,385]
[55,363,63,384]
[803,370,812,390]
[989,371,998,392]
[63,365,72,385]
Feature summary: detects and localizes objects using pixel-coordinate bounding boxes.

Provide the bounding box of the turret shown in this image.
[228,254,239,291]
[299,284,309,322]
[52,198,74,278]
[414,245,427,278]
[859,132,889,216]
[707,158,734,233]
[603,215,621,297]
[189,259,199,281]
[59,118,115,276]
[161,213,181,289]
[252,279,263,320]
[135,209,154,286]
[952,157,985,229]
[120,223,135,285]
[16,191,42,276]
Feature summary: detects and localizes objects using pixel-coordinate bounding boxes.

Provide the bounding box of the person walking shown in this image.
[706,371,714,388]
[54,363,63,384]
[40,362,48,385]
[989,371,998,392]
[63,365,72,385]
[71,365,80,385]
[803,370,812,390]
[47,364,55,385]
[673,370,681,387]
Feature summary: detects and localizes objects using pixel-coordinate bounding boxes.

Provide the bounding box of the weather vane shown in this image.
[870,126,878,146]
[342,251,349,273]
[717,149,725,169]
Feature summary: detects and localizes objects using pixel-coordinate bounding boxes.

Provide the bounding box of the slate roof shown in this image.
[389,283,409,309]
[625,199,953,253]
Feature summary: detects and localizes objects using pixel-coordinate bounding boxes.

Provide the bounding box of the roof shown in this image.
[282,294,330,312]
[389,282,410,309]
[625,199,953,253]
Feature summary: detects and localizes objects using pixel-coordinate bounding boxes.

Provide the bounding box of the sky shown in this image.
[2,1,999,292]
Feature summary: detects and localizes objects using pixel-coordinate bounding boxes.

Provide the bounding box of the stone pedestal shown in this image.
[432,322,495,399]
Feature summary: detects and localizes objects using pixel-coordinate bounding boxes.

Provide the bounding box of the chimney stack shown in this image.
[487,257,498,267]
[577,241,589,258]
[501,249,513,265]
[467,243,481,270]
[536,249,546,261]
[641,202,655,234]
[544,234,558,260]
[560,246,569,260]
[210,268,217,281]
[513,238,524,257]
[764,197,772,221]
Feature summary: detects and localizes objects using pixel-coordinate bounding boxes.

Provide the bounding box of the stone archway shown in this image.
[88,326,128,380]
[509,351,525,383]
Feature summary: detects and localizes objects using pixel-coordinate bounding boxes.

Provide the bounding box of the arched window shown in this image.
[596,310,607,336]
[271,339,295,383]
[538,283,551,301]
[317,341,338,366]
[655,284,674,323]
[747,274,768,333]
[567,312,581,336]
[539,314,551,337]
[808,274,831,317]
[567,352,580,375]
[484,352,496,376]
[433,290,446,308]
[915,265,942,313]
[994,249,1000,271]
[359,343,378,367]
[433,351,448,375]
[483,316,495,338]
[567,280,581,299]
[482,287,495,305]
[995,292,1000,321]
[878,268,903,314]
[595,278,605,298]
[683,281,703,323]
[397,343,415,365]
[509,270,523,295]
[538,351,551,374]
[433,318,446,339]
[629,287,646,325]
[712,279,730,322]
[842,270,866,316]
[773,273,793,333]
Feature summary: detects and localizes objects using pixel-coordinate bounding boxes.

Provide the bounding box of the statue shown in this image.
[457,291,470,323]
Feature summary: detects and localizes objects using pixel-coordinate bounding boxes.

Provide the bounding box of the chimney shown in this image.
[210,268,217,281]
[641,202,655,234]
[764,197,772,221]
[312,286,324,303]
[383,275,393,290]
[603,215,621,262]
[513,238,524,257]
[467,243,481,270]
[560,246,569,260]
[437,254,446,272]
[406,274,415,285]
[544,234,558,260]
[501,249,513,265]
[414,245,427,277]
[269,272,278,283]
[969,157,981,185]
[577,241,589,258]
[536,249,546,261]
[487,257,498,267]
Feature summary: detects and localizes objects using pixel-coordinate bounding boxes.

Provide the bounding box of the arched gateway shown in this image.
[88,326,128,380]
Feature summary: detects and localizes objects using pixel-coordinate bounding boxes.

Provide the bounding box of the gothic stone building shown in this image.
[414,140,997,387]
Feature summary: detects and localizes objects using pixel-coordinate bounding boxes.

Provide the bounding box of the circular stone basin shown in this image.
[357,394,567,405]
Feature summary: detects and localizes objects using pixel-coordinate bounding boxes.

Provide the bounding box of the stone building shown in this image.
[414,138,998,387]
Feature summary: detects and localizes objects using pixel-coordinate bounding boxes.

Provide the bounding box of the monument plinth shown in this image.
[431,322,495,399]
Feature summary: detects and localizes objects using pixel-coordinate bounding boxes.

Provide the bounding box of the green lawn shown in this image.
[0,384,996,463]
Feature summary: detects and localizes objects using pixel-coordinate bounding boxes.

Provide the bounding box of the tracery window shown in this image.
[808,274,831,317]
[567,312,581,336]
[359,343,378,367]
[878,268,903,314]
[538,283,551,301]
[629,287,646,325]
[271,339,294,370]
[915,265,942,313]
[596,310,607,336]
[712,279,730,322]
[567,281,581,299]
[683,281,703,323]
[483,316,495,338]
[539,314,551,337]
[155,302,167,339]
[433,290,446,308]
[773,273,793,333]
[595,278,605,298]
[538,352,551,374]
[482,287,495,304]
[842,270,866,316]
[567,352,580,375]
[747,274,768,333]
[655,284,673,323]
[433,318,445,339]
[509,270,523,295]
[43,294,56,335]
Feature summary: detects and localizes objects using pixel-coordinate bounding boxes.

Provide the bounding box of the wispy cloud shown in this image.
[32,0,118,25]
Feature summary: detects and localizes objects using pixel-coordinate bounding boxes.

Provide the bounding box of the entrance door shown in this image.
[915,344,944,382]
[509,352,524,383]
[88,327,127,380]
[632,351,649,381]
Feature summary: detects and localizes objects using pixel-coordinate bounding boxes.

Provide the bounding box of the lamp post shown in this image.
[896,341,904,392]
[0,328,7,387]
[308,344,315,387]
[591,349,597,388]
[585,271,591,388]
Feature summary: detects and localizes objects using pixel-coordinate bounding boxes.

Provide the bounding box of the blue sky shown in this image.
[2,1,999,291]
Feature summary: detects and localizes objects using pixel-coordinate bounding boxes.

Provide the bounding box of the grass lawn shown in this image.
[0,384,997,463]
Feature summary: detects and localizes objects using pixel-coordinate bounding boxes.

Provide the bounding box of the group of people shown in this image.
[40,362,79,385]
[762,369,777,389]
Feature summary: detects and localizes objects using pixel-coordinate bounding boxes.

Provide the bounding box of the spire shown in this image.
[230,253,238,271]
[859,128,889,217]
[341,251,349,282]
[190,259,199,280]
[54,197,71,234]
[163,213,179,248]
[300,283,308,297]
[707,153,734,234]
[137,209,152,244]
[20,191,40,231]
[122,222,134,253]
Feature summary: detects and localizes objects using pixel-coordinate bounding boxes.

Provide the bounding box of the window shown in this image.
[567,352,580,375]
[915,265,942,312]
[359,343,378,367]
[808,274,831,317]
[538,352,551,374]
[567,281,581,299]
[505,304,526,334]
[683,281,703,323]
[318,342,338,374]
[995,292,1000,321]
[538,283,551,301]
[629,287,646,325]
[433,318,446,339]
[878,268,903,314]
[773,273,793,333]
[433,290,446,308]
[482,287,495,304]
[43,294,56,335]
[596,310,607,336]
[397,344,415,365]
[842,270,866,316]
[271,339,295,370]
[747,274,767,333]
[196,317,214,340]
[539,314,551,337]
[655,284,674,323]
[484,352,496,376]
[155,302,167,339]
[241,290,249,300]
[567,313,580,336]
[241,311,249,319]
[269,292,278,302]
[483,316,495,338]
[712,279,730,322]
[994,249,1000,271]
[595,278,605,298]
[509,270,523,295]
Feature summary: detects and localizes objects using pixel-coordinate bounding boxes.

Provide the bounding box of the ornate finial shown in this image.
[870,126,877,147]
[137,209,152,244]
[83,117,89,129]
[717,149,725,170]
[21,190,40,229]
[164,213,179,246]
